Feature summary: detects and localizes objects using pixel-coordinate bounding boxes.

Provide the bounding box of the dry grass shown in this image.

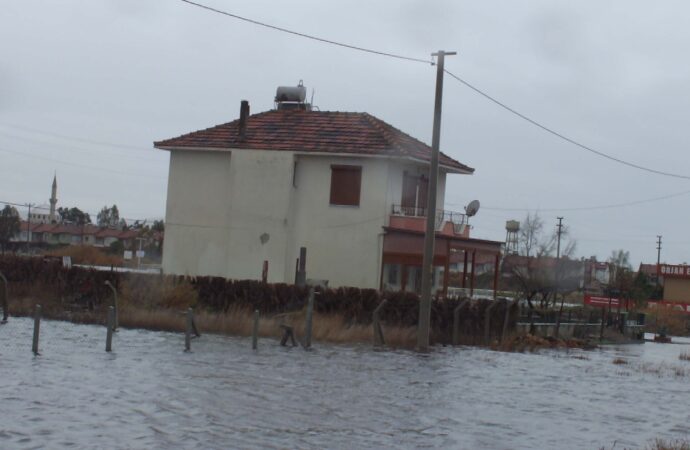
[612,357,629,365]
[644,307,690,337]
[46,245,123,266]
[679,351,690,361]
[646,438,690,450]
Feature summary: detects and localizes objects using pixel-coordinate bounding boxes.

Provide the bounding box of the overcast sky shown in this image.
[1,0,689,267]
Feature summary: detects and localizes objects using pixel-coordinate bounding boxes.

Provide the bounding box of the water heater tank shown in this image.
[275,84,307,103]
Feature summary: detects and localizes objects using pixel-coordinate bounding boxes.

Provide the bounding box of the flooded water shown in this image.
[1,318,689,449]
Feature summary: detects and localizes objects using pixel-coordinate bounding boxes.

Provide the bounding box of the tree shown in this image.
[151,220,164,233]
[0,205,20,255]
[504,213,579,334]
[57,207,91,225]
[608,249,632,285]
[97,205,120,228]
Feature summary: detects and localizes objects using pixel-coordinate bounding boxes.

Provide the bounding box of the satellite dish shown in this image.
[465,200,480,217]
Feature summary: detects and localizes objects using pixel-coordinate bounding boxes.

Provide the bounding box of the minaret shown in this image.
[49,173,58,223]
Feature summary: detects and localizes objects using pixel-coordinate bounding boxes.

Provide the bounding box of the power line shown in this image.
[0,122,151,152]
[0,130,162,163]
[178,0,433,65]
[452,188,690,213]
[0,146,161,179]
[443,69,690,180]
[176,1,690,181]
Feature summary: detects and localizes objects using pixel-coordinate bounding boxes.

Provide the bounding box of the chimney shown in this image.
[238,100,250,141]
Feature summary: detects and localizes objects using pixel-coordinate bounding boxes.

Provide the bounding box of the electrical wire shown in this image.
[0,122,151,152]
[443,69,690,180]
[176,1,690,181]
[0,130,162,163]
[178,0,433,65]
[0,146,161,179]
[474,188,690,212]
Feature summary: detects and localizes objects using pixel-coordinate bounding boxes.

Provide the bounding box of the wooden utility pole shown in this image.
[656,235,662,286]
[417,50,456,352]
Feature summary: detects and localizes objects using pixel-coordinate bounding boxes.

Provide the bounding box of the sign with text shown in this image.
[658,264,690,279]
[584,295,622,308]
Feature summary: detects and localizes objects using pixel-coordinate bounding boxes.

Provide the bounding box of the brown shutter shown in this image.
[330,165,362,206]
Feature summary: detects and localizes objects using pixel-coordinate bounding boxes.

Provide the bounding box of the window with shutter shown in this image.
[329,165,362,206]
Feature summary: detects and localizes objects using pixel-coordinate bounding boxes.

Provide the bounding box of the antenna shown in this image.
[464,200,480,217]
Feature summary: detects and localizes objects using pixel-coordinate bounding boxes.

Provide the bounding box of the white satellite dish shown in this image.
[465,200,480,217]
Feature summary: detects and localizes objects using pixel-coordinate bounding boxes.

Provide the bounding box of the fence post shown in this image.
[599,307,605,341]
[0,271,8,323]
[453,299,470,345]
[501,300,517,344]
[106,306,114,352]
[484,300,499,346]
[185,308,192,352]
[104,281,118,331]
[252,309,259,350]
[373,299,388,347]
[303,287,314,349]
[32,304,41,355]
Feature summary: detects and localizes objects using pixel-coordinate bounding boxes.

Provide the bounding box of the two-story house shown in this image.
[154,91,502,294]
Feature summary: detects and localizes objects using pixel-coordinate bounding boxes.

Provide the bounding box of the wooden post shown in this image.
[373,299,388,347]
[252,309,259,350]
[303,287,314,349]
[493,253,500,300]
[32,304,41,355]
[0,271,8,323]
[262,261,268,283]
[484,301,498,346]
[297,247,307,287]
[104,281,118,331]
[469,250,476,297]
[453,299,470,345]
[106,306,114,352]
[443,241,450,298]
[185,308,192,352]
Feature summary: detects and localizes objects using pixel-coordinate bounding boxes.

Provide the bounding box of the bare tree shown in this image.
[505,213,579,334]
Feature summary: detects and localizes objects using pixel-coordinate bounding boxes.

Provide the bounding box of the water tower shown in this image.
[505,220,520,255]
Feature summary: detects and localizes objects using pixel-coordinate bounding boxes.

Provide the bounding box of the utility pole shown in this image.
[555,217,564,300]
[417,50,456,352]
[656,235,662,286]
[556,217,564,259]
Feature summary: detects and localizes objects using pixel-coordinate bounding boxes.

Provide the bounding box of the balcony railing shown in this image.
[391,204,467,232]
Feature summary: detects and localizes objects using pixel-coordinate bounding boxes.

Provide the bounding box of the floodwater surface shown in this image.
[1,318,689,449]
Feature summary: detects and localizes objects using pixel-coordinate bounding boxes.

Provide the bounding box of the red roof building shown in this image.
[154,95,502,293]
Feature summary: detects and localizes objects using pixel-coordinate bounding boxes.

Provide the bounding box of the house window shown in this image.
[330,165,361,206]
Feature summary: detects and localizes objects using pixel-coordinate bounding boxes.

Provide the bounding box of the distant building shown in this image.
[28,174,59,224]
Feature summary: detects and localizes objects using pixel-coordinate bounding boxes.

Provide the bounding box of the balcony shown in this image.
[389,205,469,237]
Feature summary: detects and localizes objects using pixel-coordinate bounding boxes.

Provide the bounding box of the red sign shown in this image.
[584,295,622,308]
[658,264,690,279]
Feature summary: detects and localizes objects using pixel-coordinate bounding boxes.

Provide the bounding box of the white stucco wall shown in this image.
[286,155,391,289]
[163,149,294,280]
[162,147,457,289]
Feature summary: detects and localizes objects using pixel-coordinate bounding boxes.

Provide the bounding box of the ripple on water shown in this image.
[1,317,689,449]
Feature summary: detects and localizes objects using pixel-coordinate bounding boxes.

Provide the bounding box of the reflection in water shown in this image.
[1,318,689,449]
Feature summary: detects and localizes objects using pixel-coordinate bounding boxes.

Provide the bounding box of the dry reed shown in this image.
[612,357,628,365]
[679,351,690,361]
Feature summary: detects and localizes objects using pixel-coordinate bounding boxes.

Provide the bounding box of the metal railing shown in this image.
[391,205,467,230]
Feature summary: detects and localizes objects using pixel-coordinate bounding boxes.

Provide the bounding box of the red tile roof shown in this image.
[154,110,473,173]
